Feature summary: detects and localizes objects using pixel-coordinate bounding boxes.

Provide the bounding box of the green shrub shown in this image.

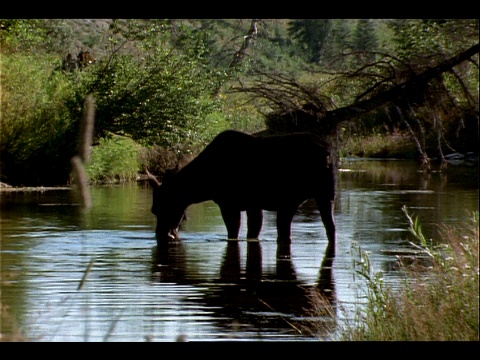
[86,136,141,184]
[0,53,78,185]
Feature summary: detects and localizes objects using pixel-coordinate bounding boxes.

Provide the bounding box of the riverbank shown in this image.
[0,183,71,192]
[1,152,478,191]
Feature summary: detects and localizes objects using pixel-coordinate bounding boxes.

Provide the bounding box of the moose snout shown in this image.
[155,227,179,242]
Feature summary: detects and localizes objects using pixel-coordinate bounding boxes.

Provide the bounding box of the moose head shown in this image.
[146,170,186,243]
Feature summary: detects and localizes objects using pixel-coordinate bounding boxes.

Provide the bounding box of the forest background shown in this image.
[1,19,478,186]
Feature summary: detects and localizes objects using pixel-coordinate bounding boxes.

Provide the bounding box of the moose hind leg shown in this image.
[220,206,241,240]
[246,209,263,240]
[316,198,336,248]
[276,207,297,258]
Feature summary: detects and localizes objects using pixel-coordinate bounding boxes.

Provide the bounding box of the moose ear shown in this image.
[145,169,161,188]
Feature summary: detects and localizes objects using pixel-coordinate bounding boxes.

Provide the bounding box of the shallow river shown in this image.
[0,159,478,341]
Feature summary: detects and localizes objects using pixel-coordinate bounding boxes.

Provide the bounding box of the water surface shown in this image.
[1,159,478,341]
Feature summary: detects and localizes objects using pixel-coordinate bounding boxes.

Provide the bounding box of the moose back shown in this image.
[148,130,337,254]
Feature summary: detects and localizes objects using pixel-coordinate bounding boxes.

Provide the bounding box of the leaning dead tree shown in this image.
[231,43,479,171]
[229,19,260,68]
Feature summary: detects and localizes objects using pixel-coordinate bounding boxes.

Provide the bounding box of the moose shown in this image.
[147,130,337,256]
[60,51,97,72]
[77,50,96,69]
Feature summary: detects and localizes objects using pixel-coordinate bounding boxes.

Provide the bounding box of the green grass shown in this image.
[340,208,479,341]
[342,132,417,159]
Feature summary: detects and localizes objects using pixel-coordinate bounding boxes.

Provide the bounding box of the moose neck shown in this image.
[172,170,213,207]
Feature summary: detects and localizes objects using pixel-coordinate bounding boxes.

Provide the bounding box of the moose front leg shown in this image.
[246,209,263,240]
[220,206,241,240]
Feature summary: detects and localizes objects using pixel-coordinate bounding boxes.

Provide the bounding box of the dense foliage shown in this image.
[84,20,227,148]
[0,19,478,185]
[1,20,230,185]
[1,52,79,185]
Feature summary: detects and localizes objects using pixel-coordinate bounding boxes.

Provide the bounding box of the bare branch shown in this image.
[229,19,260,68]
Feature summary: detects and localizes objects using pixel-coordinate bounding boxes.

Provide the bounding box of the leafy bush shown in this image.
[86,136,141,184]
[0,21,231,185]
[83,20,227,150]
[0,53,78,185]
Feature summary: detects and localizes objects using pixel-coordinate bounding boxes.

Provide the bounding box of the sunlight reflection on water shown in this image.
[1,160,478,341]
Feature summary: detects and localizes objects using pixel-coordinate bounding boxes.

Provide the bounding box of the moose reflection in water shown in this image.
[152,238,337,338]
[148,130,337,259]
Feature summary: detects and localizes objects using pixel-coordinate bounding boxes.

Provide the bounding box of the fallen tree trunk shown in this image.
[322,43,479,128]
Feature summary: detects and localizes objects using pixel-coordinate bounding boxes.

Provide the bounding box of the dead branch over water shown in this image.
[231,44,479,170]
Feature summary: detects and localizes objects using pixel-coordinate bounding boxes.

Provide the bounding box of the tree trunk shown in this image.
[229,19,260,68]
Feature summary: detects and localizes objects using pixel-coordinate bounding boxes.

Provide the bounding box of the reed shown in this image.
[340,208,479,341]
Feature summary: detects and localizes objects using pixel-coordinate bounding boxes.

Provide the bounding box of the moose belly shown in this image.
[212,186,310,212]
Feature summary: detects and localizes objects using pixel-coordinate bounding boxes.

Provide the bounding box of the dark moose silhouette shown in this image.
[148,130,337,257]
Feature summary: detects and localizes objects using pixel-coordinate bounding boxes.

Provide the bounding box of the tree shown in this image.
[287,19,333,63]
[387,19,479,61]
[320,19,352,69]
[352,19,378,65]
[0,19,47,52]
[229,19,260,68]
